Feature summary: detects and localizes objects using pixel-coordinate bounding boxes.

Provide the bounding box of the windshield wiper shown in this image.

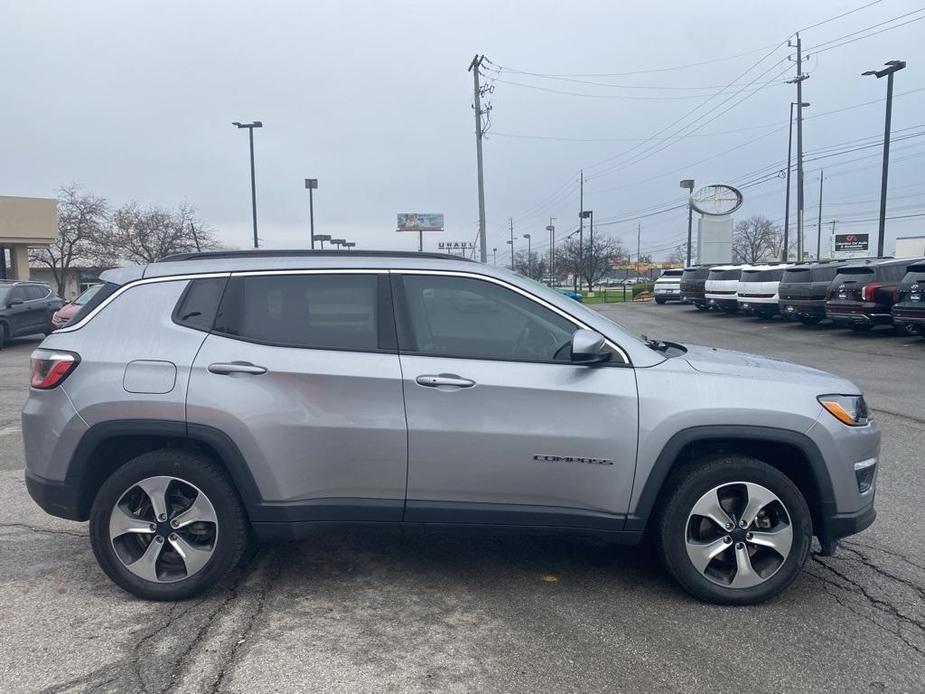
[641,334,670,352]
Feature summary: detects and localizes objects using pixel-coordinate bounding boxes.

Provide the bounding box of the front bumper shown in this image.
[706,296,738,310]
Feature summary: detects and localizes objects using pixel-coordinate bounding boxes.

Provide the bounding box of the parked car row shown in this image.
[667,258,925,336]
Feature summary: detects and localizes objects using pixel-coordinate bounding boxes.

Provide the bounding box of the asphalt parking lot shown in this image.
[0,304,923,694]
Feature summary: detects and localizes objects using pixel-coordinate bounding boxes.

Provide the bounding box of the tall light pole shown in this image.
[863,60,906,258]
[492,247,497,265]
[232,121,263,248]
[782,102,810,261]
[508,218,515,269]
[546,218,555,285]
[680,179,694,265]
[304,179,318,248]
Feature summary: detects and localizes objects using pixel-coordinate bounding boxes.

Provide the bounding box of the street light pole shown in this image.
[304,179,318,249]
[863,60,906,258]
[546,218,555,285]
[232,121,263,248]
[680,179,694,265]
[492,247,497,265]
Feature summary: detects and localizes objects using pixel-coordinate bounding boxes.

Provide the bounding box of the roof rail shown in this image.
[159,249,476,263]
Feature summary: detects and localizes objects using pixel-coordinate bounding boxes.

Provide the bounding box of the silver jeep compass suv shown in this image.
[22,251,879,604]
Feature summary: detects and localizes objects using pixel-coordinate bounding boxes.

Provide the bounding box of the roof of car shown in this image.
[0,279,48,286]
[840,256,925,271]
[161,249,475,263]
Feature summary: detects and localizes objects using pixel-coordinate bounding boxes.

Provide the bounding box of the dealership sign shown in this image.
[834,233,869,252]
[397,213,444,232]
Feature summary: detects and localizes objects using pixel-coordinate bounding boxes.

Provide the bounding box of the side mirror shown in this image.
[570,328,611,364]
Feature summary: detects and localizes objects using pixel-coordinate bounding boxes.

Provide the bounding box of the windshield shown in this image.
[73,284,103,306]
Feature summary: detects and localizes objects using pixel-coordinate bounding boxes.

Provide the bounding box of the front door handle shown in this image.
[415,373,476,389]
[208,361,268,376]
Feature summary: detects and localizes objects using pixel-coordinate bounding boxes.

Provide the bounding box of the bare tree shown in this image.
[108,202,219,263]
[513,249,546,281]
[733,215,780,264]
[555,234,625,291]
[667,242,688,266]
[29,185,112,297]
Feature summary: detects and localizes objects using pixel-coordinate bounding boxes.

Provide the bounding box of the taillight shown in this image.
[30,349,80,389]
[860,282,882,301]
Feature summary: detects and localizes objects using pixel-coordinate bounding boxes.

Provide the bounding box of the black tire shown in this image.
[655,297,667,304]
[89,450,249,601]
[656,455,812,605]
[799,315,822,326]
[694,303,708,311]
[895,322,918,337]
[0,322,6,350]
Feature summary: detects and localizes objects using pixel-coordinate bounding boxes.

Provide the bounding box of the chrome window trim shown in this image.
[53,266,632,364]
[55,272,232,333]
[390,269,631,365]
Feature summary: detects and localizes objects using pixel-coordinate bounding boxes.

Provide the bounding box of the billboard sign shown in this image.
[397,213,444,232]
[833,233,869,259]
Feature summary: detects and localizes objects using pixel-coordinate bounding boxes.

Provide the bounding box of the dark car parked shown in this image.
[679,266,713,310]
[892,262,925,336]
[0,280,64,348]
[779,261,848,325]
[825,257,925,333]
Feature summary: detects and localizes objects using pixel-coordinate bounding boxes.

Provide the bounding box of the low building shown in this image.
[0,195,57,280]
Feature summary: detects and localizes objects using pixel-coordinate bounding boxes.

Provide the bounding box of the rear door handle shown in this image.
[415,373,476,388]
[208,361,268,376]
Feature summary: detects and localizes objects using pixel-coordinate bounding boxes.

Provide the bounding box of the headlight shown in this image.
[818,394,869,426]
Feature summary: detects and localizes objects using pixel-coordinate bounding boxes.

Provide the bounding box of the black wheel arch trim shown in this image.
[625,425,836,532]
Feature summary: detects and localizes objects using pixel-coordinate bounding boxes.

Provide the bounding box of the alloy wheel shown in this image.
[685,481,793,589]
[109,476,219,583]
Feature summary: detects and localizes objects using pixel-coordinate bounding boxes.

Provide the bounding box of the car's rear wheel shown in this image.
[657,455,812,605]
[90,450,248,601]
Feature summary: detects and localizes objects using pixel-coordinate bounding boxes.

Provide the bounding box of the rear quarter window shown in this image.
[173,277,228,332]
[69,282,121,324]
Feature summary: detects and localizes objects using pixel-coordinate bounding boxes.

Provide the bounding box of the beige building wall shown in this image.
[0,195,58,280]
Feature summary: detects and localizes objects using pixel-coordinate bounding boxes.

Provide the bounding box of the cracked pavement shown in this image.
[1,302,923,693]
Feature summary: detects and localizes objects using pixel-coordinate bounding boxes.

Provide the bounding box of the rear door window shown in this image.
[214,274,383,352]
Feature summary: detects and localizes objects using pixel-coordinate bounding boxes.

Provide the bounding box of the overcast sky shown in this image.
[2,0,924,261]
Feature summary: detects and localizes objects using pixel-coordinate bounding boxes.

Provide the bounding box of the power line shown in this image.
[797,0,885,32]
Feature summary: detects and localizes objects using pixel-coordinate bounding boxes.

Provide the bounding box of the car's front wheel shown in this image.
[657,455,812,605]
[90,450,249,600]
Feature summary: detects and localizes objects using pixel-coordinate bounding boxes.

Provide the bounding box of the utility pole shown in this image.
[816,170,824,261]
[469,55,488,263]
[788,34,809,262]
[863,60,907,258]
[830,220,838,259]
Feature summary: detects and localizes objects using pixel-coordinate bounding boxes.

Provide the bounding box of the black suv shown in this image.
[825,258,925,333]
[679,266,713,310]
[779,261,847,325]
[892,262,925,336]
[0,280,63,348]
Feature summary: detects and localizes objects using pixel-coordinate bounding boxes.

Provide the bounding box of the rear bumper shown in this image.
[25,470,84,521]
[827,302,894,326]
[892,305,925,325]
[780,299,826,318]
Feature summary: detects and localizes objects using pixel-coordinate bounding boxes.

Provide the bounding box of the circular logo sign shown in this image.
[689,184,744,216]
